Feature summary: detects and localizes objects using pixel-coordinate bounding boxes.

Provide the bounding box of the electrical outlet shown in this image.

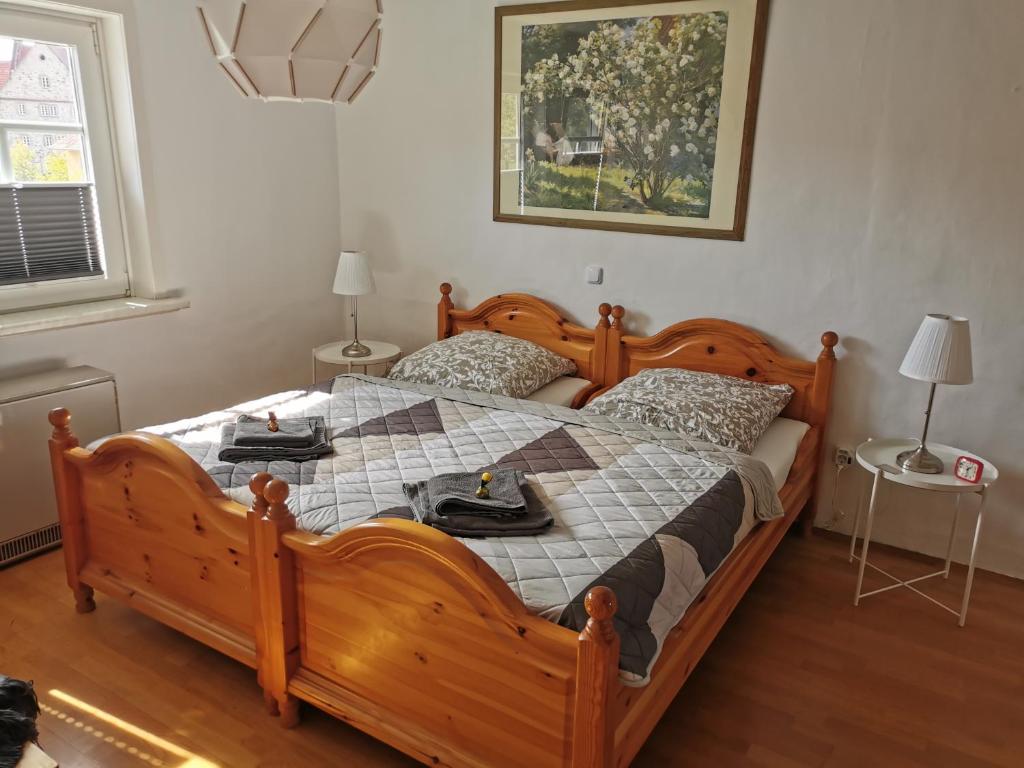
[834,446,854,467]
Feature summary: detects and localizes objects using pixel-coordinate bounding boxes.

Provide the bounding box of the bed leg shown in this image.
[277,695,300,729]
[48,408,96,614]
[571,586,619,768]
[73,585,96,613]
[251,478,302,727]
[799,499,817,538]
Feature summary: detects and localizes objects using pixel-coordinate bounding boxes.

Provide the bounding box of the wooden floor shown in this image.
[2,533,1022,767]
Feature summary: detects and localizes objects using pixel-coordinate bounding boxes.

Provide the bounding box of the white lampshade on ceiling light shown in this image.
[197,0,383,104]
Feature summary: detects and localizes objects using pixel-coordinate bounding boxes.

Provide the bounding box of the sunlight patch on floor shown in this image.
[45,689,220,768]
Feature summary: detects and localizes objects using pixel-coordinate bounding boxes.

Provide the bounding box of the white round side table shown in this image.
[312,340,401,383]
[851,438,998,626]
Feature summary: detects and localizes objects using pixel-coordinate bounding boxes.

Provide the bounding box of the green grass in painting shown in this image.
[523,162,709,218]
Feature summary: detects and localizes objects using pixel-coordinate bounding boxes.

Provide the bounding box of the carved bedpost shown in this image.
[438,282,454,339]
[603,305,626,389]
[48,408,95,614]
[571,586,619,768]
[592,303,612,390]
[252,478,301,727]
[801,331,839,536]
[247,472,272,692]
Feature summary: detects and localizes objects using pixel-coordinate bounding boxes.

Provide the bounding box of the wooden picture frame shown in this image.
[494,0,769,240]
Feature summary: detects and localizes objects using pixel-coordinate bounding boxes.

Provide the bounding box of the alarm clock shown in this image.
[954,456,984,484]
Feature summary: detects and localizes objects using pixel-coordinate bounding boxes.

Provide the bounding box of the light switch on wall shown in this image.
[585,265,603,285]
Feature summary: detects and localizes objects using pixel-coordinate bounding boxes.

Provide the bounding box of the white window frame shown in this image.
[0,0,153,314]
[38,72,48,87]
[36,101,57,118]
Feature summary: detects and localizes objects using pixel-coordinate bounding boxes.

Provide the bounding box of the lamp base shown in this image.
[341,340,372,358]
[896,445,944,474]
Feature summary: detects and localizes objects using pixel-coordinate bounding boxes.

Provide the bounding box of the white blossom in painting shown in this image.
[518,13,727,218]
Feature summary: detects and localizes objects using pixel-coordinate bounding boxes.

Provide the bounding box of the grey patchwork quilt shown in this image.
[147,375,783,684]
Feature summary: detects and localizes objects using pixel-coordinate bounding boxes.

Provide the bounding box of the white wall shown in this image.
[0,0,343,427]
[337,0,1024,577]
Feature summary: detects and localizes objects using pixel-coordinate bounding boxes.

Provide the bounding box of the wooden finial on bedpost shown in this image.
[264,479,292,522]
[819,331,839,361]
[251,477,300,727]
[47,407,95,614]
[610,305,624,331]
[438,282,454,340]
[598,303,611,329]
[801,331,840,537]
[49,407,77,446]
[249,472,272,517]
[571,586,619,768]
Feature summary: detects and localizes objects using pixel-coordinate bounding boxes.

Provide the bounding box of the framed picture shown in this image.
[494,0,769,240]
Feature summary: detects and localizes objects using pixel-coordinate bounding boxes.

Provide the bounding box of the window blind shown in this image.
[0,184,104,287]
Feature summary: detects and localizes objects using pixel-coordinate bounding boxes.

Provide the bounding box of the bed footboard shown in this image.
[250,479,623,768]
[47,408,257,666]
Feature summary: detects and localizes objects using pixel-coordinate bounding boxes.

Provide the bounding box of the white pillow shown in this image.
[387,331,577,399]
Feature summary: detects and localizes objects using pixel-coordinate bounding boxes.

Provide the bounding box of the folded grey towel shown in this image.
[218,419,332,463]
[405,481,553,538]
[408,469,528,518]
[234,415,319,447]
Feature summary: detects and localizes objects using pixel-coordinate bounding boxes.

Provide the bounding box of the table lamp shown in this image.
[333,250,375,358]
[897,314,973,473]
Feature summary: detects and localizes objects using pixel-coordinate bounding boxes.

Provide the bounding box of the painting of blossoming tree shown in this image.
[496,1,767,239]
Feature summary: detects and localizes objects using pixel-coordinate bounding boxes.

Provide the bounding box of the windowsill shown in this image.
[0,296,190,338]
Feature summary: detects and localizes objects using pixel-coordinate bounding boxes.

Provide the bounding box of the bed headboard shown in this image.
[437,283,611,387]
[608,312,838,430]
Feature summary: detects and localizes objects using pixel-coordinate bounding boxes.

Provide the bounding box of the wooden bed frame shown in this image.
[47,284,837,768]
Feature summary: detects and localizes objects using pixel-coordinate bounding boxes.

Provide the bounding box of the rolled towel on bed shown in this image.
[403,471,554,537]
[233,414,317,447]
[410,470,529,518]
[217,416,331,463]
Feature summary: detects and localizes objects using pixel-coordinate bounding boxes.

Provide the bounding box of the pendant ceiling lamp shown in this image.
[197,0,382,104]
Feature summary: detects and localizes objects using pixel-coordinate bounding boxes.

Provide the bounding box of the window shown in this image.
[0,7,129,312]
[16,102,25,116]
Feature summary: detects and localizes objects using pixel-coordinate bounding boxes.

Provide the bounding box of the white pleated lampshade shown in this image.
[899,314,973,385]
[332,251,375,296]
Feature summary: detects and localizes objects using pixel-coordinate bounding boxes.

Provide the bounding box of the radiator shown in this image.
[0,366,120,566]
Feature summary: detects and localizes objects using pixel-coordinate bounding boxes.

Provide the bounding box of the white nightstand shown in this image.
[851,438,998,626]
[312,340,401,383]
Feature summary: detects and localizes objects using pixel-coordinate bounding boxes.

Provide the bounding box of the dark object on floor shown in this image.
[0,675,39,768]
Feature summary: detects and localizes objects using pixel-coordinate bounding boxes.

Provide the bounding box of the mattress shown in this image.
[731,417,810,545]
[525,376,591,407]
[750,417,811,491]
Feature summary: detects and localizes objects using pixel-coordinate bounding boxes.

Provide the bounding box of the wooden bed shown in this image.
[47,284,837,768]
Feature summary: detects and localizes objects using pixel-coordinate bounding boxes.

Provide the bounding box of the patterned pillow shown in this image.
[387,331,577,399]
[581,368,793,454]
